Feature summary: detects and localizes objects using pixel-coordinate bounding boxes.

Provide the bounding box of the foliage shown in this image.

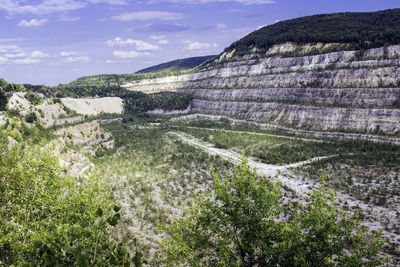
[123,91,192,113]
[25,111,38,123]
[0,90,6,111]
[25,91,42,105]
[0,131,141,266]
[226,8,400,56]
[25,83,192,114]
[162,158,388,266]
[3,82,25,92]
[136,55,216,74]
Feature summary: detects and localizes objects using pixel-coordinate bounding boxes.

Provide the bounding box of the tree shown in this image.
[0,90,6,111]
[25,111,38,123]
[162,158,388,266]
[0,131,141,266]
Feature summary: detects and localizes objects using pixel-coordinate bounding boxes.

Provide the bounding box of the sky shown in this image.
[0,0,399,85]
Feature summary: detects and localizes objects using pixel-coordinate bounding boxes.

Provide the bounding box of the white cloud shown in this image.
[63,56,90,63]
[150,35,166,40]
[0,57,8,64]
[150,35,168,44]
[0,0,87,15]
[58,14,80,22]
[17,18,48,27]
[148,0,275,4]
[0,45,23,53]
[184,41,218,50]
[31,50,49,58]
[88,0,127,4]
[105,59,132,64]
[4,52,25,58]
[15,58,40,64]
[216,23,227,30]
[60,51,78,56]
[107,37,160,51]
[157,39,168,45]
[113,11,184,21]
[113,50,151,58]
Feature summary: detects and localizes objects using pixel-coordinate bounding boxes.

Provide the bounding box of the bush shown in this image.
[0,131,143,266]
[25,91,42,105]
[162,158,388,266]
[25,112,38,123]
[0,91,6,111]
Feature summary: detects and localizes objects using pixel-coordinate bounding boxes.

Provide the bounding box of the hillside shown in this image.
[225,8,400,56]
[136,55,216,74]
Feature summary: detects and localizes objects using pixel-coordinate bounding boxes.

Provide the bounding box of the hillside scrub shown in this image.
[227,8,400,55]
[0,131,139,266]
[162,158,388,266]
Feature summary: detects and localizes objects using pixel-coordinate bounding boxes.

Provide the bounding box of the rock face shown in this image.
[178,88,400,108]
[61,97,124,115]
[124,43,400,134]
[191,100,400,133]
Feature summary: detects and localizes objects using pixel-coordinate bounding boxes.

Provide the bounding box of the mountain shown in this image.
[136,55,216,73]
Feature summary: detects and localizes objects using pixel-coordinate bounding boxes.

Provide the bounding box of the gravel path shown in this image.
[169,130,399,247]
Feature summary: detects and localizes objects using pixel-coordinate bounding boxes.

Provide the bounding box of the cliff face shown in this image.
[191,100,400,133]
[124,44,400,135]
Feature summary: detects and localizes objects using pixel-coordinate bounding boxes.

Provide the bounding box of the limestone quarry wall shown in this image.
[61,97,124,115]
[178,88,400,108]
[191,100,400,133]
[123,45,400,93]
[124,44,400,134]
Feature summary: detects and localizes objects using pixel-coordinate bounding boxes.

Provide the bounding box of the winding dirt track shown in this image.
[169,130,398,241]
[170,131,328,195]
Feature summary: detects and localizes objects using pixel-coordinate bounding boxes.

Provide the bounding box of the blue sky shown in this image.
[0,0,399,85]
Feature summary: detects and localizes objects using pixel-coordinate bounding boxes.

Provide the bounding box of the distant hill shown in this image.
[136,55,216,74]
[226,8,400,55]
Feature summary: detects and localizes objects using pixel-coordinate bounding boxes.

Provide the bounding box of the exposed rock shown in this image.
[124,43,400,135]
[179,88,400,108]
[123,45,400,93]
[61,97,124,115]
[7,136,18,150]
[191,100,400,133]
[55,120,114,156]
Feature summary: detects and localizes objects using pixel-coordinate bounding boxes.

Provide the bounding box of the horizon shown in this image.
[0,0,399,86]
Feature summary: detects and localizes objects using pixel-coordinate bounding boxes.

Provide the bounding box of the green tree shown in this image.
[25,111,38,123]
[162,158,388,266]
[0,90,6,111]
[0,131,140,266]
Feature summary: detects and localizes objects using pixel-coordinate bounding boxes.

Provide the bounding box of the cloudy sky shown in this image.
[0,0,399,85]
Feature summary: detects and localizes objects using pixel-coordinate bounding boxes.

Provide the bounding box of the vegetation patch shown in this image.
[226,9,400,56]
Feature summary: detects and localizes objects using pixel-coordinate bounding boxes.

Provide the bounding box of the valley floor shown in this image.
[48,113,400,265]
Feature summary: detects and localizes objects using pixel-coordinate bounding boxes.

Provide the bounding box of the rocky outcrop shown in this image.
[123,45,400,93]
[61,97,124,115]
[124,44,400,135]
[191,100,400,133]
[179,88,400,108]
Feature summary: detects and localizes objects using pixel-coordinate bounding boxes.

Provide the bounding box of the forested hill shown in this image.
[226,8,400,55]
[136,55,216,73]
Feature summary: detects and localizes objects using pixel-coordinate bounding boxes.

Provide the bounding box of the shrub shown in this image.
[25,112,38,123]
[162,158,389,266]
